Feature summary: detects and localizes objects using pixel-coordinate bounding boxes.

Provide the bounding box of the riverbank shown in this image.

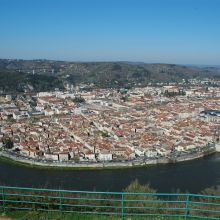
[0,147,216,170]
[0,152,219,193]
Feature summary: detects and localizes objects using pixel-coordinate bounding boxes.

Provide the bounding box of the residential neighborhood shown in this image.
[0,82,220,166]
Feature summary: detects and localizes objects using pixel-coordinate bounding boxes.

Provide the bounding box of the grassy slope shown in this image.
[1,211,184,220]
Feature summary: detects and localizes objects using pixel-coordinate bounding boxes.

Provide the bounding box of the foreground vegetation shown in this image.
[0,210,184,220]
[0,180,220,220]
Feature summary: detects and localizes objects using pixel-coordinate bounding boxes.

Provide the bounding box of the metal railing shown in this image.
[0,185,220,219]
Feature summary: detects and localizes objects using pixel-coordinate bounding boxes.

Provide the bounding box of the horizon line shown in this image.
[0,57,220,67]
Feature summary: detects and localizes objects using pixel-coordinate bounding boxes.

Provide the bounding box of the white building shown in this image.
[145,149,157,157]
[175,145,185,152]
[37,92,53,97]
[99,152,113,161]
[185,145,197,150]
[44,109,54,116]
[13,111,30,120]
[59,153,69,161]
[135,148,145,157]
[156,148,171,156]
[84,153,96,161]
[44,153,59,161]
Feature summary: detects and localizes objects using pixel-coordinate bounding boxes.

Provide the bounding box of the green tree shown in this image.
[197,185,220,218]
[121,95,128,102]
[100,130,109,138]
[3,138,14,149]
[73,97,85,103]
[123,179,157,214]
[124,179,156,194]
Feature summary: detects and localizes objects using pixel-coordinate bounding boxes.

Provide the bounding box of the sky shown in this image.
[0,0,220,65]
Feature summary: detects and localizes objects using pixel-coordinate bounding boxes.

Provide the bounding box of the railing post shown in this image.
[121,192,124,220]
[184,194,190,220]
[59,189,62,211]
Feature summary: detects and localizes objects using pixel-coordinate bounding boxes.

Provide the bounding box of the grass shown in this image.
[1,210,184,220]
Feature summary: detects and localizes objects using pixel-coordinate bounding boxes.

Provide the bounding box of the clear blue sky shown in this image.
[0,0,220,65]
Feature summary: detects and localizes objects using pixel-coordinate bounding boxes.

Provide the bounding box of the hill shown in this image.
[0,59,220,92]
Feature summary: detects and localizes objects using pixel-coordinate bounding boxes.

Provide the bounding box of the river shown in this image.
[0,153,220,193]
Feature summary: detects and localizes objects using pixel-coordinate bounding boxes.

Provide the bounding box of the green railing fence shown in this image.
[0,185,220,219]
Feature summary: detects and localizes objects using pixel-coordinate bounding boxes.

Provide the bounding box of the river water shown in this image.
[0,153,220,193]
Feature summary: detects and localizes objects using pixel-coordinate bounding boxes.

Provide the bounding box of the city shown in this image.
[0,80,219,167]
[1,0,220,218]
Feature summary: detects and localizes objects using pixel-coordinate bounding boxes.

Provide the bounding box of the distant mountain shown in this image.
[0,59,220,93]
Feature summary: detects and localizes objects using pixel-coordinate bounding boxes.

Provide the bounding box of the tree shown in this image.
[198,186,220,218]
[3,138,14,149]
[200,185,220,196]
[121,95,128,102]
[124,179,156,194]
[123,179,157,213]
[73,97,85,103]
[100,130,109,138]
